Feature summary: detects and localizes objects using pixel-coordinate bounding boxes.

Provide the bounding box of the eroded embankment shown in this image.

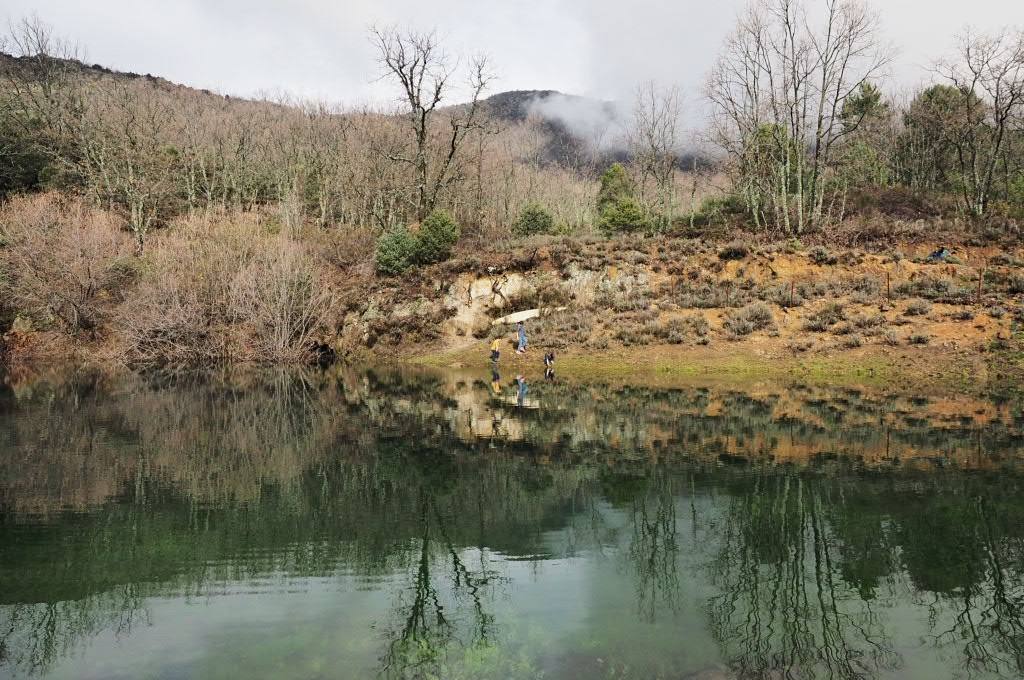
[332,238,1023,395]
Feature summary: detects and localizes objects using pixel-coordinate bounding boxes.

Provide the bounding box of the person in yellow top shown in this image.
[490,337,502,363]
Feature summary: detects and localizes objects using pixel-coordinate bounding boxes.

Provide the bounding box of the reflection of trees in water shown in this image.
[706,473,899,679]
[900,485,1024,678]
[379,495,504,679]
[3,368,1024,677]
[0,585,148,677]
[624,466,681,623]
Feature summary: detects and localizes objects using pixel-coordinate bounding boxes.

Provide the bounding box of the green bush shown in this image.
[597,163,635,214]
[1008,173,1024,217]
[598,197,647,235]
[513,203,554,237]
[375,210,462,276]
[375,226,418,276]
[415,210,460,264]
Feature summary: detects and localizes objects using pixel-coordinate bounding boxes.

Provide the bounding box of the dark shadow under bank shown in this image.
[1,365,1023,679]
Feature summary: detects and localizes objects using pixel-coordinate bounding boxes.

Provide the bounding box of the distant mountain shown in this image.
[1,53,626,171]
[482,89,628,168]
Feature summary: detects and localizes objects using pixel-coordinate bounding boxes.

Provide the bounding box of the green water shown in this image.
[1,366,1023,680]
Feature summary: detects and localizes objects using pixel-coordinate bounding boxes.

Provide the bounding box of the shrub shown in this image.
[718,240,749,261]
[723,302,775,337]
[0,193,133,335]
[512,203,555,237]
[531,309,593,349]
[597,163,635,213]
[950,309,974,321]
[904,299,932,316]
[687,194,746,227]
[842,334,863,348]
[908,333,930,345]
[883,329,900,346]
[375,226,418,276]
[804,303,846,332]
[851,313,887,334]
[119,216,335,364]
[415,210,460,264]
[809,246,838,266]
[594,284,650,312]
[895,275,971,302]
[598,197,648,235]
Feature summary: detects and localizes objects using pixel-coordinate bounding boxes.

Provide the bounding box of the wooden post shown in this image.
[790,281,795,308]
[978,269,984,304]
[886,271,891,301]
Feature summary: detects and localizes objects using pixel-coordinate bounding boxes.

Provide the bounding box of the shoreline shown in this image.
[2,328,1014,399]
[409,342,990,395]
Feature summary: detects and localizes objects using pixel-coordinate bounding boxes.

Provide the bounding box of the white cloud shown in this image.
[3,0,1023,107]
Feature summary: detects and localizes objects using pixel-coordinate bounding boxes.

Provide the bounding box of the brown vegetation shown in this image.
[1,10,1023,369]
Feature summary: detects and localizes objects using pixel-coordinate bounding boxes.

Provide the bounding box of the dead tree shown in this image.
[370,27,492,223]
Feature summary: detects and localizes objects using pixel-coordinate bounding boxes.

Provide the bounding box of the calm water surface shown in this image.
[1,366,1024,680]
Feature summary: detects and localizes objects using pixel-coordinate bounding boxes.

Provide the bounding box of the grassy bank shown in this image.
[412,341,984,395]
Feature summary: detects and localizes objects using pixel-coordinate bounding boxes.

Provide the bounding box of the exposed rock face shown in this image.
[442,273,530,339]
[334,264,652,355]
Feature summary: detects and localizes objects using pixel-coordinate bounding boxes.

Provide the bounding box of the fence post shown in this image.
[886,271,891,301]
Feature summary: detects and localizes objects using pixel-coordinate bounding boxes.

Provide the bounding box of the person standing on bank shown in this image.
[516,321,528,354]
[490,336,502,363]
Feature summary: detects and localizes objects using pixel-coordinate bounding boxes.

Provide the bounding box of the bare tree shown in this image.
[629,82,684,229]
[370,27,493,223]
[706,0,891,234]
[938,29,1024,217]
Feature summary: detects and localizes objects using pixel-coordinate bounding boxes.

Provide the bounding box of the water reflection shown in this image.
[0,366,1023,679]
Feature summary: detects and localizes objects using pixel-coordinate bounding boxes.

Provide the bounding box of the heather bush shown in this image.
[723,302,775,336]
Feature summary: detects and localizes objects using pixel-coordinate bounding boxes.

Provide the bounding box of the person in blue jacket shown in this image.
[516,321,528,354]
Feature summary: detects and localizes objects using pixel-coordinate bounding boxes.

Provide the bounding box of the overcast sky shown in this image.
[4,0,1024,108]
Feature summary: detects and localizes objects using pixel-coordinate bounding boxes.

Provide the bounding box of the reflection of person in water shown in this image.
[490,370,501,395]
[515,375,528,407]
[544,352,556,381]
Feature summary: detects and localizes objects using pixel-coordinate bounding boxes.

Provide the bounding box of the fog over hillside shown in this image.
[4,0,1023,109]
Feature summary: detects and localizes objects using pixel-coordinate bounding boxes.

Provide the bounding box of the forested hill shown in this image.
[0,51,618,171]
[0,51,232,99]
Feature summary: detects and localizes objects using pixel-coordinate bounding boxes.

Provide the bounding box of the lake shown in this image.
[1,366,1023,679]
